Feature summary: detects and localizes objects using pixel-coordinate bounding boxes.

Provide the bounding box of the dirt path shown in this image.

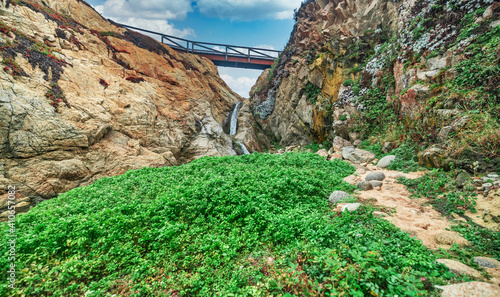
[341,162,500,286]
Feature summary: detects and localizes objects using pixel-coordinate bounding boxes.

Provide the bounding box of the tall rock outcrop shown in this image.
[249,0,499,171]
[0,0,243,216]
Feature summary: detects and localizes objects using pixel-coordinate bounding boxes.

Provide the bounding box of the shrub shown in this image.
[0,153,453,296]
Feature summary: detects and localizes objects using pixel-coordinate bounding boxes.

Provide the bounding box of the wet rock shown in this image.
[328,191,350,204]
[365,172,386,182]
[436,282,500,297]
[358,181,374,191]
[341,147,376,163]
[377,155,396,168]
[473,257,500,269]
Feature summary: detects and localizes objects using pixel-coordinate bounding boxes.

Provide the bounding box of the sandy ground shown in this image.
[341,162,500,285]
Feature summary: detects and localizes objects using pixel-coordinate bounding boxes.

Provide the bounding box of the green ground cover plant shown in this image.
[398,170,477,215]
[1,153,457,296]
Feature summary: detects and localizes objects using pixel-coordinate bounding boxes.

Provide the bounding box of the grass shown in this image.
[0,153,459,296]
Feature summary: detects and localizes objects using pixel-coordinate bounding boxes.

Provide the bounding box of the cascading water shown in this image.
[236,141,250,155]
[229,102,243,135]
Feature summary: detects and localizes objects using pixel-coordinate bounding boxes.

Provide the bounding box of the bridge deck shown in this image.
[118,24,280,70]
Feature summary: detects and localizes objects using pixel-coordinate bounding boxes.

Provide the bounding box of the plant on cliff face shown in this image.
[304,82,321,105]
[45,82,70,111]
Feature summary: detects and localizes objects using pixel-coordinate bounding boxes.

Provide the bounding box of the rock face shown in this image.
[247,0,500,172]
[0,0,253,217]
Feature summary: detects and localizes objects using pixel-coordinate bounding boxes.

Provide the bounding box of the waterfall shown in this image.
[229,102,243,135]
[236,141,250,155]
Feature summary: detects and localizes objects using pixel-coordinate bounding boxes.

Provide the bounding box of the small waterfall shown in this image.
[229,102,243,135]
[236,141,250,155]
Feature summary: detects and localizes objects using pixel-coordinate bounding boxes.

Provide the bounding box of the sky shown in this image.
[86,0,302,97]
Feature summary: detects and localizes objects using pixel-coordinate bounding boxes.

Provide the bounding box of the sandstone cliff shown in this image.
[249,0,499,172]
[0,0,243,217]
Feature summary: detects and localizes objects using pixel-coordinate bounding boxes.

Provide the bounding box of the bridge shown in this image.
[118,24,281,70]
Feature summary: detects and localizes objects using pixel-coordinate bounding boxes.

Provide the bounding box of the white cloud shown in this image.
[96,0,192,20]
[218,67,264,98]
[195,0,303,21]
[94,0,195,38]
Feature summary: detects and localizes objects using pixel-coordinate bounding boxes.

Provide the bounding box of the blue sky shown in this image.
[86,0,301,97]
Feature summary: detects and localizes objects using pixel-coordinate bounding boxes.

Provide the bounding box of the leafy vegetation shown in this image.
[304,82,321,105]
[1,153,459,296]
[398,169,477,215]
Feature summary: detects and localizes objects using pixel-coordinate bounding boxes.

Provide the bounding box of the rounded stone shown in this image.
[358,181,374,191]
[473,257,500,268]
[376,155,396,168]
[341,203,362,212]
[365,172,386,181]
[369,180,383,188]
[328,191,350,204]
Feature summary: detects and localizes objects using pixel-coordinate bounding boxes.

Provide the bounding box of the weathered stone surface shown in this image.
[377,155,395,168]
[342,147,376,163]
[474,257,500,269]
[366,172,386,182]
[437,259,482,278]
[333,136,352,151]
[317,149,329,158]
[436,282,500,297]
[369,180,383,188]
[456,172,471,189]
[328,191,350,204]
[418,146,450,169]
[0,0,249,217]
[434,231,470,247]
[358,181,374,191]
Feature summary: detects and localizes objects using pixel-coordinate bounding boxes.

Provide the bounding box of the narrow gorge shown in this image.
[0,0,499,296]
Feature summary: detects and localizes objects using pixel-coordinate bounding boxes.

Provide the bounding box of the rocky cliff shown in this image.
[249,0,499,171]
[0,0,244,217]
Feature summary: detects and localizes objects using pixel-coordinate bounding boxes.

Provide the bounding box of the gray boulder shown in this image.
[341,146,375,163]
[473,257,500,268]
[328,191,350,204]
[455,172,471,189]
[369,181,383,188]
[341,203,363,212]
[365,172,386,181]
[333,136,352,151]
[358,181,374,191]
[377,155,395,168]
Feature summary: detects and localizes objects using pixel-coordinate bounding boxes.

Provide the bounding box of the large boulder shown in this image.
[418,146,451,169]
[377,155,396,168]
[333,136,352,151]
[341,147,376,163]
[365,172,386,181]
[436,282,500,297]
[436,259,481,278]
